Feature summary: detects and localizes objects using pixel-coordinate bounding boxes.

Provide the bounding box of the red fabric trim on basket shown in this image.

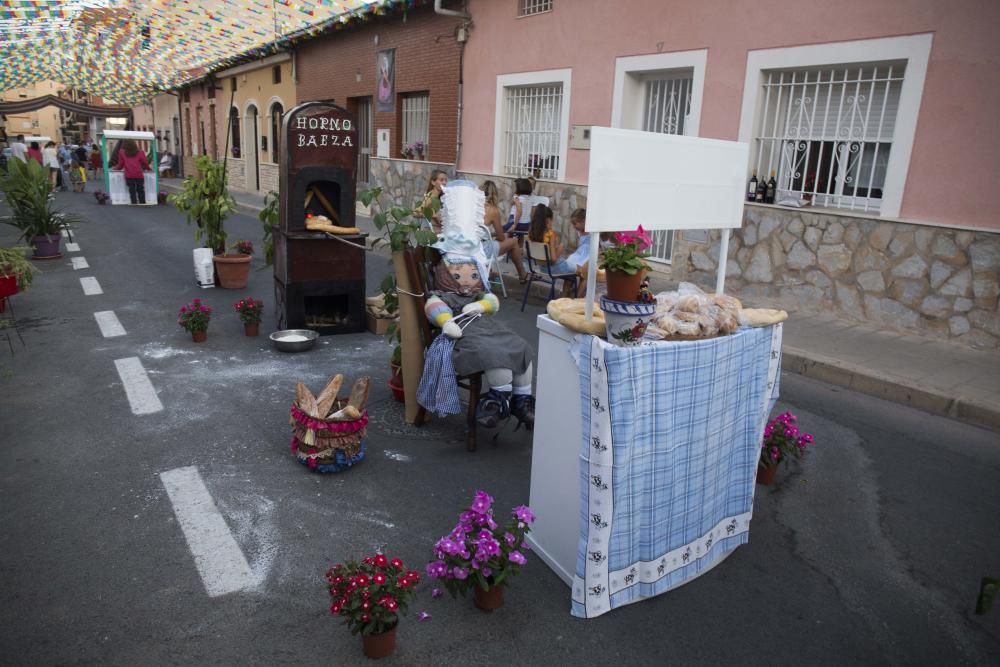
[289,405,368,433]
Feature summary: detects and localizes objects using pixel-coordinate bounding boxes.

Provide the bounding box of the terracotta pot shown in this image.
[244,323,259,337]
[191,330,207,343]
[604,270,643,302]
[388,376,405,403]
[213,253,251,289]
[756,464,778,486]
[474,584,505,612]
[362,625,397,659]
[0,275,17,299]
[31,234,62,260]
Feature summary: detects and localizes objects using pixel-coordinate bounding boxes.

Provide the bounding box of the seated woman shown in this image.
[416,180,535,430]
[480,180,528,284]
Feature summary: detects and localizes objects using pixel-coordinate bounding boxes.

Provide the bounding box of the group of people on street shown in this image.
[5,133,178,205]
[423,170,592,296]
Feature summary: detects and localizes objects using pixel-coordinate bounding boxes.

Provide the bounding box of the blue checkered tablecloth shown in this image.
[570,325,782,618]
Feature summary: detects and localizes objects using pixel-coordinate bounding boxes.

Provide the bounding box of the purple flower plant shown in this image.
[760,411,816,469]
[426,491,535,598]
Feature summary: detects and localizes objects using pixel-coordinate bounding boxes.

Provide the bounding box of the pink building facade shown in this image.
[414,0,997,348]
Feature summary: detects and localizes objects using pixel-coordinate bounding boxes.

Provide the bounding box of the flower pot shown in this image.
[244,323,260,337]
[0,275,17,299]
[362,626,397,659]
[388,376,405,403]
[191,330,207,343]
[474,584,505,612]
[756,464,778,486]
[600,296,655,346]
[31,234,62,260]
[213,253,251,289]
[604,269,644,302]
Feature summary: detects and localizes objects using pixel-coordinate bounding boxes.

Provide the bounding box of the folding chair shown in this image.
[479,225,508,299]
[520,241,578,312]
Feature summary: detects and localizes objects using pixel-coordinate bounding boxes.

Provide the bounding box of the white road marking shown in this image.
[113,357,163,414]
[71,257,89,270]
[80,277,103,295]
[65,242,80,252]
[159,467,258,597]
[94,311,126,337]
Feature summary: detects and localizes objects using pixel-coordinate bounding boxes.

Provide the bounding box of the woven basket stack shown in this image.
[289,375,370,473]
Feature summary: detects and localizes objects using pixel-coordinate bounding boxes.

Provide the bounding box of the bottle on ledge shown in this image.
[755,178,766,203]
[747,170,758,202]
[765,170,776,204]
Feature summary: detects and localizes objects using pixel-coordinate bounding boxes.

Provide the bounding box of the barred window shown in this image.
[518,0,552,17]
[753,61,905,213]
[270,102,283,161]
[401,92,429,158]
[501,83,563,180]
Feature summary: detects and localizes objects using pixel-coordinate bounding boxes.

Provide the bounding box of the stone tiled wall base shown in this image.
[226,158,246,192]
[673,205,1000,350]
[260,163,279,194]
[371,158,589,250]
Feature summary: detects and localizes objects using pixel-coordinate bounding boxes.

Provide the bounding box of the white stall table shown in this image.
[108,171,157,205]
[528,315,782,618]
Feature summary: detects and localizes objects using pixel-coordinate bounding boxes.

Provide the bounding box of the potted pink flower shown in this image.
[426,490,535,612]
[757,411,816,485]
[178,297,212,343]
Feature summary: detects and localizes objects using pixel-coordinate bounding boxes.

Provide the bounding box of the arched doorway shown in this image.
[245,104,260,191]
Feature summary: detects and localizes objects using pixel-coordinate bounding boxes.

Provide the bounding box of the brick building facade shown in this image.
[295,4,464,183]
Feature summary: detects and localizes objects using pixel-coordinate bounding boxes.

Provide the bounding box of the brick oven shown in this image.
[274,100,367,335]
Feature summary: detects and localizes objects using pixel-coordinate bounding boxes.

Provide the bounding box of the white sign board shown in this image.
[376,129,390,158]
[585,127,749,232]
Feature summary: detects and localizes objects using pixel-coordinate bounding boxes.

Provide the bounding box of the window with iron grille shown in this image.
[501,83,563,180]
[642,71,693,263]
[401,92,429,158]
[518,0,552,16]
[752,61,905,213]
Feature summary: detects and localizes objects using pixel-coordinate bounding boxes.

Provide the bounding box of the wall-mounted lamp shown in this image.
[373,34,379,46]
[356,69,362,83]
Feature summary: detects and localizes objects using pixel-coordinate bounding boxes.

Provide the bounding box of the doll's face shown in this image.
[449,261,480,289]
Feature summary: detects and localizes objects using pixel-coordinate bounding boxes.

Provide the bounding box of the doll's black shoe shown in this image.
[476,389,511,428]
[510,394,535,431]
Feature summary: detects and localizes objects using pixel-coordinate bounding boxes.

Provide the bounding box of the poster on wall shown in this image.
[375,49,395,113]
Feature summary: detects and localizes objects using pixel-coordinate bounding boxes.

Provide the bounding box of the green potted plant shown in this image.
[259,191,279,268]
[326,552,421,659]
[757,411,816,485]
[0,158,83,259]
[168,155,237,278]
[426,490,535,612]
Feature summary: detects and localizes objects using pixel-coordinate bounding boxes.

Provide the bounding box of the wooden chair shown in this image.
[521,241,579,311]
[403,247,484,452]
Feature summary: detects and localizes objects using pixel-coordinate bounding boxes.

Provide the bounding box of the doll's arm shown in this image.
[425,294,463,338]
[461,293,500,316]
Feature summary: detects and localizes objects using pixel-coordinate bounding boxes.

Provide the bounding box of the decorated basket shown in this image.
[289,400,368,472]
[288,375,371,474]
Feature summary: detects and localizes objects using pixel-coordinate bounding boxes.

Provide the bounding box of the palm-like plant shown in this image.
[0,159,83,241]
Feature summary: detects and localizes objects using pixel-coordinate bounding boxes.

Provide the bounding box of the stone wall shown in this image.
[672,205,1000,350]
[370,158,589,250]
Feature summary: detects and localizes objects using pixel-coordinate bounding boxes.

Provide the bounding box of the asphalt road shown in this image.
[1,193,998,666]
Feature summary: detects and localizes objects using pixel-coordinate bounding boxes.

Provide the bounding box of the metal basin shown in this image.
[270,329,319,352]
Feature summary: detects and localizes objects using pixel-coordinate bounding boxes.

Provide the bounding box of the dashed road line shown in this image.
[94,311,126,338]
[80,276,103,295]
[71,257,89,270]
[113,357,163,415]
[159,466,258,597]
[65,242,80,252]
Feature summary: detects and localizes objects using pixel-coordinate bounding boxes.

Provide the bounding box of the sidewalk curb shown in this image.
[782,345,1000,432]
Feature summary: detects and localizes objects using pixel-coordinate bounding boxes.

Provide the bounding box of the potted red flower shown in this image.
[233,296,263,336]
[757,411,816,485]
[326,553,421,659]
[178,297,212,342]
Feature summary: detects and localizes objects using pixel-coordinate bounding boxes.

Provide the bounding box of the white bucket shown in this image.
[193,248,215,288]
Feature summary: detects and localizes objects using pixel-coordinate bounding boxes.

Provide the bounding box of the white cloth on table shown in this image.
[570,324,783,618]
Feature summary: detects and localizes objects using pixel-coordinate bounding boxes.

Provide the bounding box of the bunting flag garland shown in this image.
[0,0,415,105]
